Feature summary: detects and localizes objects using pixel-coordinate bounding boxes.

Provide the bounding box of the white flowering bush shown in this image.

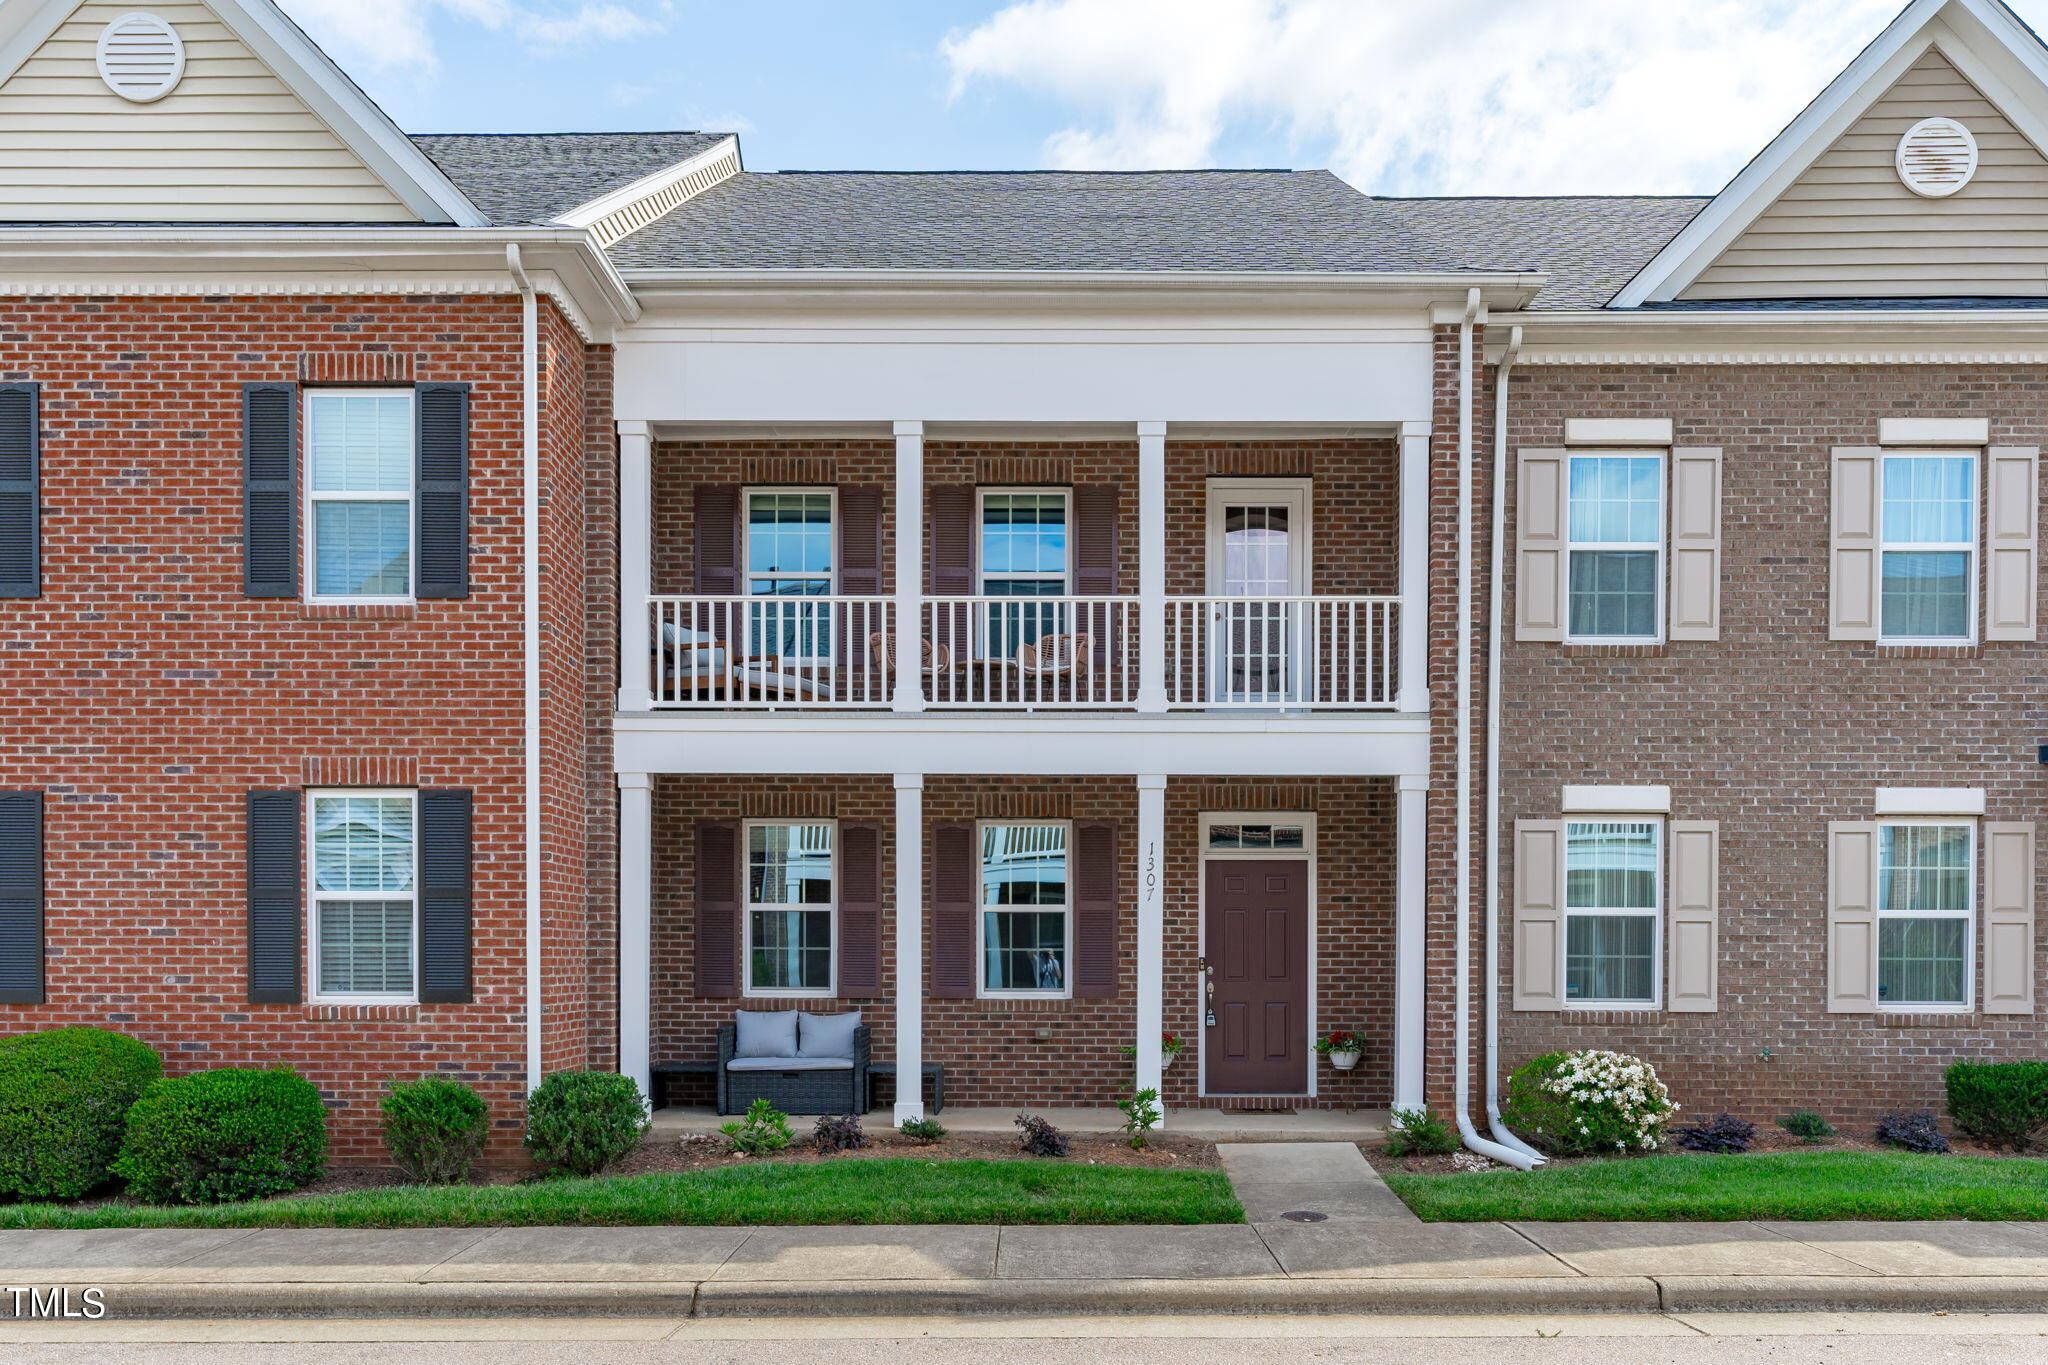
[1501,1050,1675,1157]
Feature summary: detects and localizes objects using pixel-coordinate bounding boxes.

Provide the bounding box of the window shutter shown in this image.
[417,790,473,1004]
[929,822,975,998]
[1984,447,2038,642]
[1073,820,1119,998]
[694,820,740,998]
[1666,819,1719,1012]
[1667,447,1722,641]
[242,383,298,599]
[837,486,884,595]
[1829,448,1882,641]
[1512,819,1565,1010]
[245,789,302,1004]
[692,487,741,594]
[1827,821,1879,1013]
[837,822,882,996]
[0,384,39,599]
[0,792,45,1005]
[414,383,470,600]
[1074,486,1119,595]
[1515,450,1568,640]
[928,486,974,595]
[1983,821,2035,1014]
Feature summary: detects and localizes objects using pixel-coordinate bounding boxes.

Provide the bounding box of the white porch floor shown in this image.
[649,1105,1391,1143]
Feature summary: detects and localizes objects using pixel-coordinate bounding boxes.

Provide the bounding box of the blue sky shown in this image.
[280,0,2048,196]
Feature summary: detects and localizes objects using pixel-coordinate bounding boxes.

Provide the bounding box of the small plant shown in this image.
[1116,1088,1162,1149]
[381,1077,488,1184]
[0,1027,161,1201]
[1778,1109,1836,1143]
[721,1098,793,1156]
[1500,1050,1675,1157]
[525,1071,649,1176]
[1384,1106,1459,1157]
[897,1116,948,1144]
[1312,1030,1365,1056]
[1015,1111,1069,1157]
[812,1113,866,1154]
[1672,1113,1757,1154]
[1945,1060,2048,1152]
[114,1066,326,1205]
[1119,1033,1187,1062]
[1874,1109,1951,1154]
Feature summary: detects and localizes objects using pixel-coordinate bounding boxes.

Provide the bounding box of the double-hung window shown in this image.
[309,790,416,1002]
[1567,452,1664,641]
[979,821,1070,996]
[744,489,834,662]
[978,490,1069,654]
[1877,822,1973,1009]
[306,390,414,601]
[1563,819,1661,1005]
[1880,451,1976,642]
[745,821,834,995]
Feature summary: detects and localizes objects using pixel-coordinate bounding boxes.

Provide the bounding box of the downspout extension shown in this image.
[508,245,544,1094]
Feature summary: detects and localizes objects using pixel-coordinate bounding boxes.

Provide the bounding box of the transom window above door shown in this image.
[1207,822,1306,851]
[1567,452,1663,641]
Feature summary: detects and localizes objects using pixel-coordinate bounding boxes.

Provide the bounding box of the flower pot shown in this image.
[1162,1051,1179,1069]
[1327,1050,1360,1071]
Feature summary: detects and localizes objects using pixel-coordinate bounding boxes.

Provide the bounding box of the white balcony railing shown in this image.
[923,597,1138,708]
[648,596,894,708]
[1164,596,1399,709]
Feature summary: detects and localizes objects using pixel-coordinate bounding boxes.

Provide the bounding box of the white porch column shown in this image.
[1136,422,1169,712]
[617,771,654,1106]
[618,421,654,712]
[1134,774,1168,1120]
[892,773,926,1122]
[1392,771,1429,1113]
[1397,422,1430,713]
[892,421,926,713]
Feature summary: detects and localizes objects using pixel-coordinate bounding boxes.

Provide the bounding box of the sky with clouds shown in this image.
[278,0,2048,196]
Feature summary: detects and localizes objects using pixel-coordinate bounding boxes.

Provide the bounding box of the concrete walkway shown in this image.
[1216,1141,1417,1222]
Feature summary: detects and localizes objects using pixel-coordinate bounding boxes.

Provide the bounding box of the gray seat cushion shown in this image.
[797,1010,861,1060]
[733,1009,799,1059]
[725,1056,853,1072]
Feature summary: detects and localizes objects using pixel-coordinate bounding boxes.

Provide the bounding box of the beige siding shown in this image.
[1684,46,2048,300]
[0,0,418,222]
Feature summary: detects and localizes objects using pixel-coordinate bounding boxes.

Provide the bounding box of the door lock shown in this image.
[1199,958,1216,1027]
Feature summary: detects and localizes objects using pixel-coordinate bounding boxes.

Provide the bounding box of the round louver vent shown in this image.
[1896,116,1978,197]
[96,13,185,104]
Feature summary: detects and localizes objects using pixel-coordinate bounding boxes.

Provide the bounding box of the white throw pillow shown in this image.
[733,1009,798,1059]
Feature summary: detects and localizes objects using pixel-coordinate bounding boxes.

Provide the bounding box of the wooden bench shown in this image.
[867,1062,946,1114]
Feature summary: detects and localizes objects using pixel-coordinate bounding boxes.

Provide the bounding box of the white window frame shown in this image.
[740,486,839,667]
[302,387,416,605]
[1877,449,1979,646]
[306,787,418,1006]
[1875,818,1976,1014]
[975,818,1074,1000]
[1562,815,1664,1009]
[741,818,837,999]
[1565,449,1666,645]
[975,487,1072,596]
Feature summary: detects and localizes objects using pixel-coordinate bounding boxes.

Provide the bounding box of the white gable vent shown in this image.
[1896,116,1978,197]
[96,13,186,104]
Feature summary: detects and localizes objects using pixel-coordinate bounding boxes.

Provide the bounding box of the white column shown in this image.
[1136,422,1169,712]
[617,771,654,1107]
[1134,774,1168,1121]
[893,421,926,714]
[618,421,654,712]
[892,773,926,1122]
[1392,772,1429,1113]
[1397,423,1430,713]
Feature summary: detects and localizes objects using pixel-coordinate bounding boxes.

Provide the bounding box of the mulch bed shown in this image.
[1366,1124,2037,1176]
[614,1127,1220,1175]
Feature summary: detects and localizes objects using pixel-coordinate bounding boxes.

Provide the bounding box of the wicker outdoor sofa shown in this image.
[716,1009,870,1115]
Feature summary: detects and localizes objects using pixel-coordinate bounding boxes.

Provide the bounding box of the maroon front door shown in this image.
[1203,859,1309,1095]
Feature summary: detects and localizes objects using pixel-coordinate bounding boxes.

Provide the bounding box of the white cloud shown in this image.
[941,0,1986,195]
[280,0,669,73]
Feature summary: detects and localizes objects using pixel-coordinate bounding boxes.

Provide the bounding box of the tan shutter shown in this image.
[1827,822,1880,1013]
[1667,448,1722,641]
[1984,448,2038,642]
[1515,450,1569,641]
[1830,448,1882,641]
[1666,820,1719,1012]
[1513,819,1566,1010]
[1983,821,2035,1014]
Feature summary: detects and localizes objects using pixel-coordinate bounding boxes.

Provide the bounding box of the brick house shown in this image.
[0,0,2041,1165]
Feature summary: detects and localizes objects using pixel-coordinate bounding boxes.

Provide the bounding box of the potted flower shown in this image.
[1314,1030,1365,1071]
[1161,1033,1185,1069]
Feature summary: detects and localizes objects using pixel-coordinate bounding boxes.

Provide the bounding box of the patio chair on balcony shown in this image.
[868,631,955,678]
[658,622,734,698]
[967,631,1096,701]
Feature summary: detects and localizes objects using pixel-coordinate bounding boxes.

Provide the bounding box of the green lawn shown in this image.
[0,1159,1243,1230]
[1386,1150,2048,1222]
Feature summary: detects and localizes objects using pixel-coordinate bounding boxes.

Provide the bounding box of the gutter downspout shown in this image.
[508,245,544,1094]
[1453,289,1538,1171]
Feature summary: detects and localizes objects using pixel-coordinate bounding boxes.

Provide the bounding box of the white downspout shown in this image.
[507,245,543,1093]
[1453,289,1538,1171]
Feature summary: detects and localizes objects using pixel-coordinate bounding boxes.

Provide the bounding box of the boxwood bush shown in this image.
[0,1027,161,1200]
[1946,1060,2048,1152]
[524,1071,648,1176]
[382,1077,489,1184]
[114,1067,327,1205]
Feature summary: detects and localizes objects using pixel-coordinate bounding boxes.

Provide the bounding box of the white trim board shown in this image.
[1875,787,1987,815]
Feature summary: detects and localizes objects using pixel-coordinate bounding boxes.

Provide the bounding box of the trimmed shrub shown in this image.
[114,1067,326,1205]
[1778,1110,1835,1143]
[382,1078,489,1184]
[1673,1113,1757,1154]
[525,1071,649,1176]
[1945,1061,2048,1152]
[898,1117,947,1144]
[1874,1110,1951,1154]
[0,1027,161,1201]
[1500,1050,1674,1157]
[1384,1106,1459,1158]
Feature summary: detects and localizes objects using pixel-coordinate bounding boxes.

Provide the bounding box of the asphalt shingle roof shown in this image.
[410,131,730,226]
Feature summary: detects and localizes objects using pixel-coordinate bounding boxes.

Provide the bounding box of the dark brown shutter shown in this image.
[837,486,883,595]
[0,385,40,600]
[695,819,740,997]
[414,383,470,599]
[837,822,881,996]
[1073,486,1119,595]
[930,822,975,998]
[1073,820,1119,998]
[928,486,974,595]
[417,790,473,1003]
[693,487,741,594]
[0,792,44,1005]
[246,790,302,1004]
[242,383,298,598]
